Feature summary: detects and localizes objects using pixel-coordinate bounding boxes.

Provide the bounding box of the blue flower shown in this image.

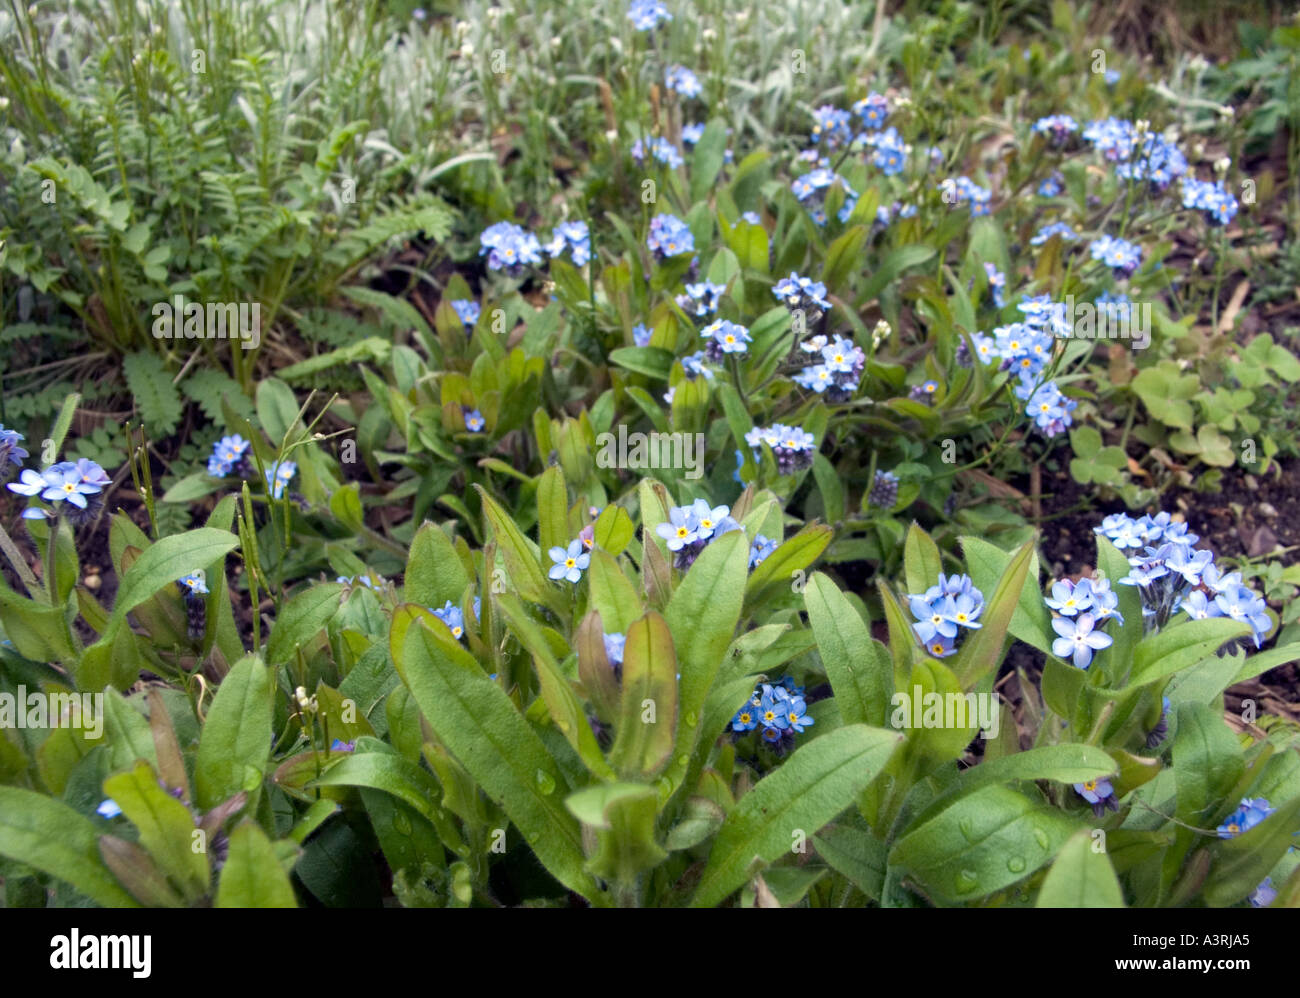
[1089,234,1143,275]
[677,280,727,317]
[1052,612,1113,669]
[910,595,958,644]
[464,407,486,432]
[547,539,590,584]
[96,799,122,819]
[740,210,761,225]
[631,136,685,169]
[1046,578,1092,616]
[983,262,1007,307]
[479,221,543,270]
[7,468,47,498]
[1182,177,1238,225]
[543,220,592,266]
[1073,777,1114,805]
[178,572,209,596]
[0,426,29,470]
[632,323,652,347]
[1037,171,1065,197]
[330,738,355,752]
[664,65,701,98]
[450,299,480,327]
[784,695,814,734]
[264,460,297,499]
[731,703,759,732]
[688,498,730,540]
[432,600,467,639]
[757,686,791,731]
[628,0,671,31]
[681,123,706,145]
[656,505,699,551]
[207,434,250,477]
[604,632,626,668]
[1031,221,1078,246]
[1218,798,1273,838]
[1249,878,1277,907]
[748,534,777,568]
[1214,584,1271,648]
[772,272,830,312]
[646,213,695,258]
[1032,115,1079,143]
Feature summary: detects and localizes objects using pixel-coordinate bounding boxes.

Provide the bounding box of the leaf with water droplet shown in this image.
[955,869,979,893]
[535,770,557,795]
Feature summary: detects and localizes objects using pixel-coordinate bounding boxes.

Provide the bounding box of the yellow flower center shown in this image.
[676,527,688,538]
[564,558,576,569]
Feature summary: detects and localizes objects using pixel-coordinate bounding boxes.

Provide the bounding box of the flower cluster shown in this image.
[744,423,817,475]
[627,0,670,31]
[1032,114,1078,144]
[1082,118,1188,190]
[868,469,899,509]
[450,299,480,329]
[631,136,684,169]
[676,280,726,317]
[479,221,543,272]
[208,434,251,477]
[1030,221,1078,245]
[793,335,865,401]
[730,677,814,748]
[790,167,858,225]
[700,318,751,359]
[1181,177,1239,226]
[810,105,853,149]
[664,65,701,98]
[0,426,28,475]
[655,498,742,570]
[772,272,831,315]
[852,92,890,130]
[1045,576,1121,669]
[1023,380,1077,437]
[940,175,992,216]
[1095,512,1271,644]
[1089,233,1143,275]
[8,459,111,525]
[264,460,298,500]
[907,573,985,659]
[862,126,907,175]
[646,213,695,258]
[543,220,591,266]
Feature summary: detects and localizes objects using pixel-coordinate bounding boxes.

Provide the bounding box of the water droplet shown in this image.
[535,770,556,795]
[958,816,975,841]
[1007,855,1026,873]
[1032,826,1050,850]
[555,719,570,734]
[955,869,979,894]
[685,712,698,728]
[528,831,540,845]
[241,766,262,791]
[676,755,689,769]
[393,812,412,836]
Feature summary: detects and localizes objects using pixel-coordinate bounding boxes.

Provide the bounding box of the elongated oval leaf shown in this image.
[215,821,298,908]
[265,583,343,666]
[1036,829,1125,907]
[0,788,139,907]
[194,655,273,811]
[610,612,678,778]
[804,573,891,727]
[690,725,903,907]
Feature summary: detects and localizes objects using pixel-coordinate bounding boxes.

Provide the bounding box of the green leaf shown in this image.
[536,465,569,557]
[904,522,943,596]
[610,612,678,779]
[664,531,748,796]
[813,823,888,901]
[101,686,159,773]
[891,784,1080,903]
[103,761,210,900]
[822,225,870,293]
[390,607,602,902]
[586,548,643,633]
[215,821,299,907]
[194,655,274,812]
[255,378,302,444]
[405,522,471,609]
[961,535,1052,655]
[265,583,344,666]
[1036,829,1125,907]
[804,573,891,727]
[745,523,832,607]
[475,485,556,611]
[690,724,903,907]
[1130,618,1251,686]
[690,119,729,202]
[565,782,667,884]
[0,788,139,907]
[608,346,675,380]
